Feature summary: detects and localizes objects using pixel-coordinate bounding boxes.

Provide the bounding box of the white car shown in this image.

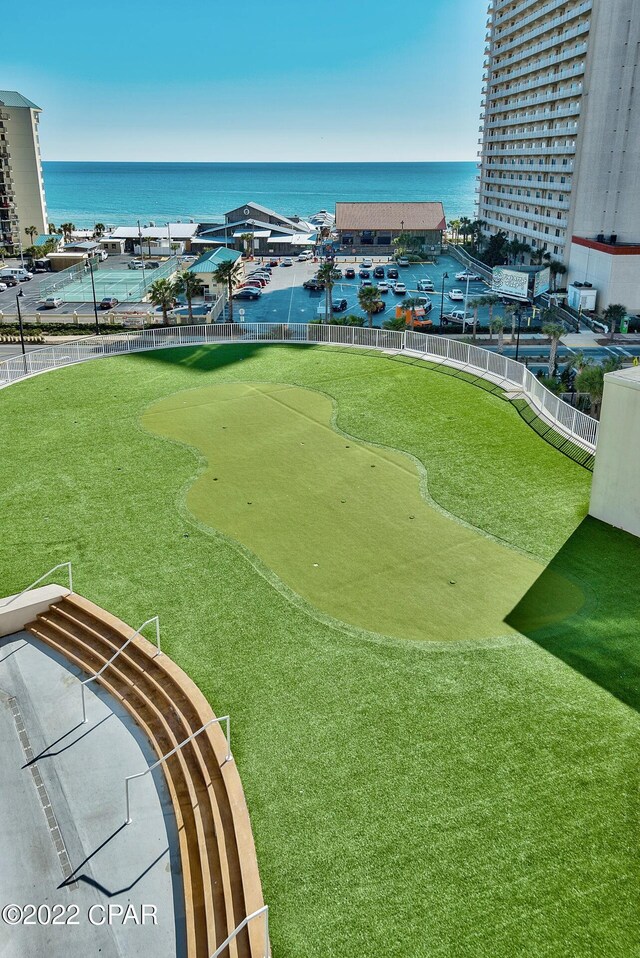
[417,279,435,292]
[377,281,390,294]
[360,257,373,268]
[387,279,397,291]
[297,251,313,261]
[281,257,293,266]
[43,296,63,309]
[448,288,465,301]
[394,282,407,295]
[455,271,483,282]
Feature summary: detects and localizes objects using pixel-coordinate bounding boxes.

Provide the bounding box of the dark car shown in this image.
[233,287,262,300]
[330,268,343,279]
[387,267,399,279]
[332,298,348,312]
[373,266,385,278]
[269,258,279,267]
[345,267,356,279]
[304,278,326,291]
[1,275,19,287]
[359,269,371,279]
[100,296,119,309]
[146,261,161,269]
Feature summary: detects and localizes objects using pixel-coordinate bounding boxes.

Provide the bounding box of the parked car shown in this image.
[387,267,399,279]
[396,256,410,267]
[233,287,262,300]
[247,273,270,284]
[43,296,63,309]
[244,276,268,287]
[448,288,465,301]
[345,267,356,279]
[297,251,313,261]
[394,282,407,295]
[281,257,293,266]
[128,260,144,270]
[455,271,483,282]
[387,279,397,291]
[361,257,373,268]
[1,275,19,287]
[332,298,348,312]
[359,269,371,279]
[146,261,161,269]
[304,278,326,290]
[417,279,435,292]
[100,296,119,309]
[1,267,32,282]
[256,264,272,273]
[373,266,385,278]
[443,309,471,324]
[330,268,343,279]
[360,279,373,288]
[417,295,433,312]
[377,281,390,294]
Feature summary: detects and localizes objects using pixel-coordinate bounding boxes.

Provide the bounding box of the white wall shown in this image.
[590,366,640,538]
[568,243,640,313]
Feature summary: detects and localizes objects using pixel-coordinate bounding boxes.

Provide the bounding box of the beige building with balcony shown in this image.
[0,91,48,256]
[477,0,640,313]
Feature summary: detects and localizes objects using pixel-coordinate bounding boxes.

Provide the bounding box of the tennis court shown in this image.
[39,257,179,302]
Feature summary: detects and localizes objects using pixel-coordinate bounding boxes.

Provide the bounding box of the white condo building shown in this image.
[477,0,640,313]
[0,91,48,255]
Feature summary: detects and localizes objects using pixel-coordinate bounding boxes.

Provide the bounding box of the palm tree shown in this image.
[239,232,253,259]
[25,225,38,245]
[48,223,57,235]
[575,364,607,418]
[484,294,501,340]
[173,270,203,322]
[148,278,176,325]
[358,284,381,328]
[94,223,106,238]
[604,302,627,342]
[213,258,243,323]
[470,219,487,253]
[504,303,518,343]
[467,296,485,341]
[548,259,567,291]
[400,296,422,330]
[317,262,337,324]
[490,315,505,353]
[59,223,75,241]
[542,319,565,376]
[449,219,461,245]
[459,217,473,246]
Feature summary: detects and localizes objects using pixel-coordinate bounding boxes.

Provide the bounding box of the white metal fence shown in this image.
[0,322,598,451]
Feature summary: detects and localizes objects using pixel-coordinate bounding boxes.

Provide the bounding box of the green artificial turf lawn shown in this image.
[1,343,638,958]
[143,381,578,643]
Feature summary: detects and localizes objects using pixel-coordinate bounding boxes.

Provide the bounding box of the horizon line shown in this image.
[42,158,477,165]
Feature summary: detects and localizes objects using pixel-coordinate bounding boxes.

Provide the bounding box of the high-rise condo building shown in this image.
[0,91,48,255]
[477,0,640,313]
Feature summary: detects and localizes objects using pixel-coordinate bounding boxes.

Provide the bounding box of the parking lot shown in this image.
[232,252,491,328]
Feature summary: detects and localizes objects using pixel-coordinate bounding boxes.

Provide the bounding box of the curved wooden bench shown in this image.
[27,593,266,958]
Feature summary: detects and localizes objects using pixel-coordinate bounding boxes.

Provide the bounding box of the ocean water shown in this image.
[42,161,477,227]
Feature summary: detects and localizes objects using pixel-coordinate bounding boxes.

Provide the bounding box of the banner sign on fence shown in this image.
[533,267,551,298]
[491,267,529,301]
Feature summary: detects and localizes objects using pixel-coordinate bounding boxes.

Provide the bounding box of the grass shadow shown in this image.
[506,516,640,712]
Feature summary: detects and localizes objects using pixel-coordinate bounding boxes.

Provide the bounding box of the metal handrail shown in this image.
[210,905,269,958]
[0,562,72,608]
[125,714,231,824]
[80,615,161,723]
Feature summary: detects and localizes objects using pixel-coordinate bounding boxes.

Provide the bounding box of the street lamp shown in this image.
[439,272,449,328]
[514,307,523,362]
[137,219,147,288]
[87,257,100,335]
[15,291,27,375]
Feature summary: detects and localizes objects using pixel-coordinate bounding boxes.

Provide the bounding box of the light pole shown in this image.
[463,271,471,330]
[137,219,147,289]
[15,291,27,375]
[87,257,100,335]
[439,272,449,329]
[514,307,523,362]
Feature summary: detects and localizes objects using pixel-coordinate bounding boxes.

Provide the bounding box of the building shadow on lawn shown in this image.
[506,516,640,712]
[128,338,318,375]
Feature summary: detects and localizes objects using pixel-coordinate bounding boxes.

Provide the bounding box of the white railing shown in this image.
[0,322,598,450]
[0,562,73,608]
[210,906,269,958]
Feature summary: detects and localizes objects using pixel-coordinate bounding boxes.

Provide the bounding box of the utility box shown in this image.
[567,283,598,312]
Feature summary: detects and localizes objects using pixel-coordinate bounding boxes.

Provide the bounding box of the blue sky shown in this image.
[6,0,487,162]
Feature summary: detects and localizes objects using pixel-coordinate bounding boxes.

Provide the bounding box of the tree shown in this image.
[575,365,606,418]
[239,232,254,259]
[25,226,38,245]
[504,303,518,343]
[548,259,567,291]
[484,294,501,340]
[604,302,627,342]
[400,296,423,330]
[467,296,485,342]
[148,278,176,325]
[358,284,382,328]
[449,219,461,245]
[59,223,75,241]
[542,318,565,376]
[459,217,473,246]
[48,223,57,235]
[481,230,509,267]
[317,262,337,324]
[94,223,106,238]
[213,258,243,323]
[470,219,487,254]
[490,314,505,353]
[173,270,203,323]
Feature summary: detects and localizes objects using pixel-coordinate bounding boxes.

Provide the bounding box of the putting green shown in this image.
[143,382,583,643]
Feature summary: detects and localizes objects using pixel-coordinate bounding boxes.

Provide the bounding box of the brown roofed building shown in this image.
[335,202,446,255]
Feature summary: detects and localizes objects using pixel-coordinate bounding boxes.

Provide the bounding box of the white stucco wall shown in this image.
[590,366,640,538]
[568,243,640,313]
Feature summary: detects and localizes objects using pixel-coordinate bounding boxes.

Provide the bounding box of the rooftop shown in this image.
[335,202,447,232]
[0,90,41,110]
[188,246,242,274]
